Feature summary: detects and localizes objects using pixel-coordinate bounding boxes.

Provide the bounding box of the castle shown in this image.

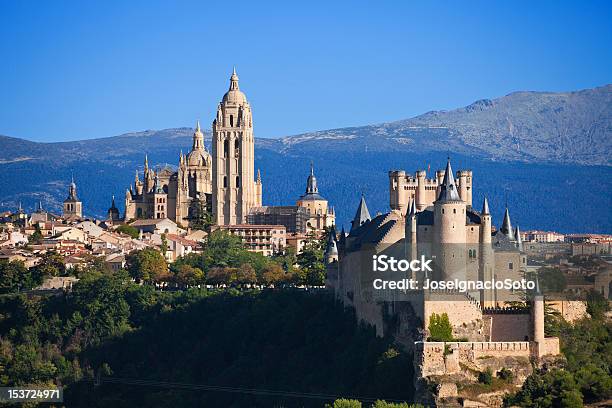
[324,159,559,401]
[124,69,262,226]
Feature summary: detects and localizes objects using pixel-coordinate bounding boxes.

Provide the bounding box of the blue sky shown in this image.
[1,0,610,142]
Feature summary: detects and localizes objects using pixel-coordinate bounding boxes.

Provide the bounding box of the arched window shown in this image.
[234,139,240,157]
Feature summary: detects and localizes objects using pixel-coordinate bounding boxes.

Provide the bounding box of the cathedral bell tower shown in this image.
[212,68,262,225]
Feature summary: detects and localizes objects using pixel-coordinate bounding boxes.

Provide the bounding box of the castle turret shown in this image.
[416,170,426,210]
[515,225,523,252]
[500,207,515,240]
[480,197,492,244]
[457,170,472,206]
[350,195,371,232]
[433,158,466,244]
[532,275,545,355]
[324,225,339,264]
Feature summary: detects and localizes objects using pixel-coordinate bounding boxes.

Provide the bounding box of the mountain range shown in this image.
[1,85,610,233]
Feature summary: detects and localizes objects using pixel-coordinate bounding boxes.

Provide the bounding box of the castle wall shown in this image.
[487,313,530,341]
[416,341,531,377]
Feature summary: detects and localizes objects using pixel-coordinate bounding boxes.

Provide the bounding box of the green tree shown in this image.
[297,232,325,286]
[506,368,583,408]
[29,224,43,244]
[174,264,204,287]
[115,224,140,239]
[0,260,41,293]
[126,248,169,284]
[235,264,257,286]
[478,368,493,385]
[34,251,65,277]
[261,263,285,286]
[586,289,610,320]
[538,267,567,293]
[188,196,213,232]
[427,313,453,342]
[325,399,362,408]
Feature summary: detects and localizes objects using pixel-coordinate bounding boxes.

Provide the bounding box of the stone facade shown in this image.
[124,70,263,227]
[212,68,262,225]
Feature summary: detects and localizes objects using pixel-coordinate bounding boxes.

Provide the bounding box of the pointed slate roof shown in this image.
[500,207,515,240]
[481,197,490,215]
[351,195,371,232]
[437,158,461,202]
[515,225,523,251]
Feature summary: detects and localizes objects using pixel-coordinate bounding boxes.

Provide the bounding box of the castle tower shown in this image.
[350,195,371,232]
[479,197,495,306]
[457,170,473,206]
[433,159,466,244]
[414,170,427,210]
[433,159,467,281]
[324,225,339,264]
[63,175,83,219]
[212,68,260,225]
[480,197,492,244]
[532,275,545,355]
[500,207,515,240]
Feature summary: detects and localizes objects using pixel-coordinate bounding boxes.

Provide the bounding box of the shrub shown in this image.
[478,368,493,385]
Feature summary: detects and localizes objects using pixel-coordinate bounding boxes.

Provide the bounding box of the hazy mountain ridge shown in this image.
[274,84,611,165]
[1,85,610,232]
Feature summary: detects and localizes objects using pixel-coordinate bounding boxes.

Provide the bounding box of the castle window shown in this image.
[223,176,228,188]
[442,209,445,214]
[230,115,234,127]
[236,176,240,188]
[224,140,229,157]
[453,209,456,214]
[509,262,514,270]
[234,139,240,157]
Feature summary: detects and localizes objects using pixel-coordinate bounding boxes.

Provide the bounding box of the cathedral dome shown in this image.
[187,149,210,167]
[222,68,247,105]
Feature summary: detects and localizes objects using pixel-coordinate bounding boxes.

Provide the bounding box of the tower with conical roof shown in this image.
[350,194,371,233]
[433,158,466,244]
[63,175,83,219]
[212,68,261,225]
[500,207,515,240]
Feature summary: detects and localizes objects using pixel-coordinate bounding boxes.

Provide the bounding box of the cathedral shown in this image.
[124,69,262,226]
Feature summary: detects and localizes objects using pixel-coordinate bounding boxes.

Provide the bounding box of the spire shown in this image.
[338,225,346,248]
[500,207,514,239]
[437,158,461,202]
[408,199,417,217]
[515,225,523,251]
[351,194,371,232]
[481,197,490,215]
[305,162,318,194]
[325,225,338,258]
[144,154,149,171]
[68,175,78,200]
[111,195,116,208]
[257,169,261,183]
[38,200,43,212]
[192,120,204,151]
[229,67,239,91]
[135,169,140,183]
